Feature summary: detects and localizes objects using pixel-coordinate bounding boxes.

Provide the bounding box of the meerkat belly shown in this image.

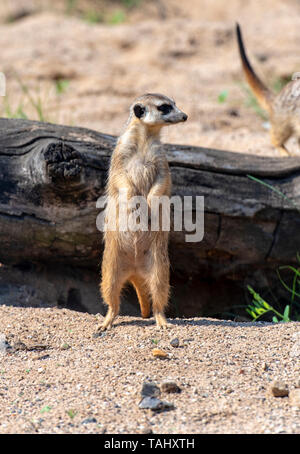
[125,156,157,196]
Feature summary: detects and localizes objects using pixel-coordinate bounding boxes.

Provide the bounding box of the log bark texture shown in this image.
[1,118,300,317]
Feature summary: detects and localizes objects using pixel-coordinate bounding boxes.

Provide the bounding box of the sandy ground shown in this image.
[1,0,300,156]
[1,1,300,435]
[0,306,299,434]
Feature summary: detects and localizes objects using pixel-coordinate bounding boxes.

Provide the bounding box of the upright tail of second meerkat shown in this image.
[236,23,274,115]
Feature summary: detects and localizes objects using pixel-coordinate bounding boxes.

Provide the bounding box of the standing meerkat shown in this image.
[98,93,187,331]
[236,23,300,156]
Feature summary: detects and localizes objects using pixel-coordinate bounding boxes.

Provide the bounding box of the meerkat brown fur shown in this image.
[236,24,300,156]
[99,93,187,331]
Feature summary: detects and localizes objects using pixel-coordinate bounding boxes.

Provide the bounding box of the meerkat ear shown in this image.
[133,104,145,119]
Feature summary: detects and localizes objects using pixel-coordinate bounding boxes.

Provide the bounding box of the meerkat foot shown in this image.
[98,322,112,332]
[97,310,116,332]
[154,312,168,329]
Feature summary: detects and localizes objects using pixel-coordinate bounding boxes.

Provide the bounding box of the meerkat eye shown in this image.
[157,104,173,115]
[133,104,145,118]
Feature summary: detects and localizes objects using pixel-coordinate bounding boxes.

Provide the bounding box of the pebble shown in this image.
[269,381,289,397]
[170,338,179,348]
[92,331,106,339]
[0,335,11,354]
[152,348,168,359]
[141,381,160,398]
[139,397,174,411]
[160,380,181,394]
[289,389,300,407]
[81,417,97,425]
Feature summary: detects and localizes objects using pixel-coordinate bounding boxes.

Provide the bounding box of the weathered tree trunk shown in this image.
[1,118,300,317]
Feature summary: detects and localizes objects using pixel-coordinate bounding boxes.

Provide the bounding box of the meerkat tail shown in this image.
[236,23,273,114]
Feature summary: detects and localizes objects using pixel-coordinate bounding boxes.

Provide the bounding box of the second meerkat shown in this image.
[236,23,300,156]
[99,93,187,331]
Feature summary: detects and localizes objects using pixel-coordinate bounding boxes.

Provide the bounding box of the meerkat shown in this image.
[98,93,187,331]
[236,23,300,156]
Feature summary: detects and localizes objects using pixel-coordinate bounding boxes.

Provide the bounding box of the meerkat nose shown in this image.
[182,113,188,121]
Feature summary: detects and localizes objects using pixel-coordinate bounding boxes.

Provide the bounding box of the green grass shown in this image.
[217,90,229,104]
[3,75,70,123]
[246,174,300,212]
[16,75,46,122]
[237,74,293,120]
[40,405,52,414]
[109,10,126,24]
[83,10,103,24]
[66,409,77,419]
[4,100,28,120]
[246,285,300,322]
[55,79,70,95]
[121,0,142,7]
[3,75,48,122]
[271,75,292,94]
[64,0,143,25]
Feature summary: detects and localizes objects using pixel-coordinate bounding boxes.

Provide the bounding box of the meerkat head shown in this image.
[130,93,188,127]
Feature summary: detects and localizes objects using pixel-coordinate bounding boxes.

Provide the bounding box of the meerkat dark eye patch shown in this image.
[157,103,173,115]
[133,104,145,118]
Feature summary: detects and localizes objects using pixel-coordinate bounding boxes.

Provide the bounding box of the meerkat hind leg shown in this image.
[148,264,170,329]
[98,262,129,332]
[99,307,117,331]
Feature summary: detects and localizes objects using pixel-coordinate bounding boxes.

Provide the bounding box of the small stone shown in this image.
[0,335,11,354]
[93,331,106,339]
[161,380,181,394]
[170,338,179,348]
[152,348,168,359]
[289,389,300,407]
[81,417,97,424]
[34,354,50,361]
[12,340,27,351]
[141,381,160,398]
[270,381,289,397]
[141,426,153,434]
[139,396,174,411]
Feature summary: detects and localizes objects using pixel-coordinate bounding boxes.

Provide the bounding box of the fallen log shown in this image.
[1,118,300,317]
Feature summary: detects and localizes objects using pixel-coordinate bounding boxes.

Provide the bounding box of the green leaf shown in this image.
[283,305,290,322]
[262,300,271,310]
[272,316,279,323]
[255,307,266,315]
